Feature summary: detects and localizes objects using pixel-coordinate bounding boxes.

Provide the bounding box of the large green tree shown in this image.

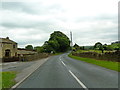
[43,31,70,53]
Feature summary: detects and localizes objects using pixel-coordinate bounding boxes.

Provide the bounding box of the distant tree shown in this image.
[82,46,85,50]
[94,42,103,50]
[80,46,85,50]
[104,44,107,46]
[73,43,79,51]
[103,44,107,50]
[94,42,104,53]
[25,45,33,50]
[73,43,79,48]
[80,46,82,50]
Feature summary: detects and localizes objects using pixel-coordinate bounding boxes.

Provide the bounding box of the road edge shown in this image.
[10,58,49,89]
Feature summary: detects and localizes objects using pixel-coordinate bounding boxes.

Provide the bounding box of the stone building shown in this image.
[0,37,18,58]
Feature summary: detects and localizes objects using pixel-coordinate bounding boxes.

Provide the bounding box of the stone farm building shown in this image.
[0,37,18,59]
[0,37,37,61]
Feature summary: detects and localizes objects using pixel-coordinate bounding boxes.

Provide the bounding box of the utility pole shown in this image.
[70,31,73,50]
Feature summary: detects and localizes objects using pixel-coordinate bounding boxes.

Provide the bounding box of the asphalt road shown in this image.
[2,61,36,72]
[16,53,118,89]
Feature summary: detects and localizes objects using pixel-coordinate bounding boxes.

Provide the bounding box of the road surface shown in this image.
[16,53,118,89]
[1,62,36,72]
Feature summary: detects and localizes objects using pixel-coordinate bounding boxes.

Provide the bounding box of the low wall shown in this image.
[2,53,50,62]
[2,57,19,62]
[72,50,120,62]
[23,53,50,61]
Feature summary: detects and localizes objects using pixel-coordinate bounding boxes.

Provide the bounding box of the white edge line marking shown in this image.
[61,61,66,66]
[68,70,88,90]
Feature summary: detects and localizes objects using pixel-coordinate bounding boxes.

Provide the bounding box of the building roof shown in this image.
[17,48,37,55]
[0,37,17,44]
[18,48,36,52]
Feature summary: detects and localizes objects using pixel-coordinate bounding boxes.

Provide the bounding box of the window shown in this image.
[13,45,16,48]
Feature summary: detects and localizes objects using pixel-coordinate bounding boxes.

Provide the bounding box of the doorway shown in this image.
[5,49,11,57]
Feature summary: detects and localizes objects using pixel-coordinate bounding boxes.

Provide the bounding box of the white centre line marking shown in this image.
[59,56,62,61]
[59,55,88,89]
[69,70,88,90]
[61,61,66,66]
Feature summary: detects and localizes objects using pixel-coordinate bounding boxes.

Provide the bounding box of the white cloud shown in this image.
[0,0,119,47]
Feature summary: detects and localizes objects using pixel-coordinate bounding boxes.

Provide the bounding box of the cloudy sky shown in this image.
[1,0,119,48]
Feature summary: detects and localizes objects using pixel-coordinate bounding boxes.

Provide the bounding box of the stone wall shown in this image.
[72,50,120,62]
[2,53,50,62]
[23,53,50,61]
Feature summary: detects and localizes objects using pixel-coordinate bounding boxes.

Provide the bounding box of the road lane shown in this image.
[62,53,118,88]
[16,53,118,88]
[17,55,83,88]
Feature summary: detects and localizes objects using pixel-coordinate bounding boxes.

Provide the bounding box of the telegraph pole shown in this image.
[70,31,73,50]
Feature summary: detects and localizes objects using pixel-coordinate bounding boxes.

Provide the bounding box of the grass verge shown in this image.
[1,71,16,89]
[68,53,120,72]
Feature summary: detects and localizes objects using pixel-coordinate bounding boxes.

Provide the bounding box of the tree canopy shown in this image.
[34,46,44,53]
[73,43,80,50]
[43,31,70,53]
[94,42,103,50]
[25,45,34,50]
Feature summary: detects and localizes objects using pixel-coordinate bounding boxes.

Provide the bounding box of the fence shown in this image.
[72,50,120,62]
[2,53,50,62]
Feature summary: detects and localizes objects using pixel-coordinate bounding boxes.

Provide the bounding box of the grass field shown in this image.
[68,53,120,72]
[1,72,16,89]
